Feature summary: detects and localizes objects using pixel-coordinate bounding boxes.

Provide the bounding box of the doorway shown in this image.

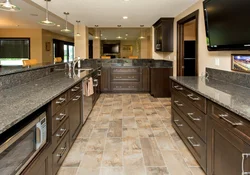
[177,10,199,76]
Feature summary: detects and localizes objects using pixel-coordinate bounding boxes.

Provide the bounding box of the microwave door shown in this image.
[0,117,40,175]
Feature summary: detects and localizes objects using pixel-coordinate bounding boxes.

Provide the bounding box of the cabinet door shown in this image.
[101,67,110,92]
[68,93,82,145]
[207,116,250,175]
[142,67,150,92]
[22,146,52,175]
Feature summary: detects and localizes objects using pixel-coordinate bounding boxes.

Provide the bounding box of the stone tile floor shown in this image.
[58,94,205,175]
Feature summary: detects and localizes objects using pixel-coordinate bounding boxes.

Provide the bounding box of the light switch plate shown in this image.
[215,58,220,66]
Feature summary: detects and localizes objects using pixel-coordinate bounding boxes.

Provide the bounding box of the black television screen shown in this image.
[203,0,250,51]
[103,44,120,53]
[0,38,30,58]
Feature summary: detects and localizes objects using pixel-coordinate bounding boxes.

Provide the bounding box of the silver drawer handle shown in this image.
[71,86,80,92]
[73,95,81,101]
[56,128,67,137]
[174,101,184,107]
[187,137,200,147]
[219,114,243,126]
[187,113,201,121]
[242,153,250,175]
[56,113,66,121]
[187,94,200,101]
[98,70,101,76]
[174,86,183,91]
[56,147,67,157]
[174,119,183,127]
[56,97,66,104]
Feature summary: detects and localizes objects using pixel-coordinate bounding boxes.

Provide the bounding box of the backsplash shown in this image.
[206,68,250,88]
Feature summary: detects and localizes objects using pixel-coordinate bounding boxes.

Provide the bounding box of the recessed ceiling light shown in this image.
[104,38,107,40]
[125,33,128,36]
[116,36,122,39]
[123,16,128,19]
[57,24,60,27]
[125,38,127,40]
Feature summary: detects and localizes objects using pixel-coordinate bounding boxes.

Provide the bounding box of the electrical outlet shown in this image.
[215,58,220,66]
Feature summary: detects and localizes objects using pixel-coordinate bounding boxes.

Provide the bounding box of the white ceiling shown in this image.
[31,0,199,27]
[0,0,74,36]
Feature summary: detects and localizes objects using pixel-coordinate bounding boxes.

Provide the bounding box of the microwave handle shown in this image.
[36,127,42,145]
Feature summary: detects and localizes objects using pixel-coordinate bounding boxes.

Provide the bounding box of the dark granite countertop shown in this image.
[170,76,250,122]
[0,67,100,135]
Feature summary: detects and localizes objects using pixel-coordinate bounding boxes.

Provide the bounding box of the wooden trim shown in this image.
[177,10,199,76]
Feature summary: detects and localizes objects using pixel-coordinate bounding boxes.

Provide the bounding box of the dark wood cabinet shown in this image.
[153,18,174,52]
[68,92,82,146]
[207,102,250,175]
[22,145,52,175]
[101,67,110,92]
[142,67,150,92]
[151,68,173,97]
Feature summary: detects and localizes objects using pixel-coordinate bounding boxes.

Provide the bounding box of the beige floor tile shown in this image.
[99,167,123,175]
[107,120,122,137]
[161,150,192,175]
[57,167,78,175]
[155,136,176,150]
[123,166,146,175]
[102,151,123,167]
[123,151,144,167]
[123,137,141,154]
[76,167,100,175]
[79,151,103,169]
[138,128,154,138]
[111,109,122,119]
[95,120,110,129]
[90,128,108,138]
[85,137,106,151]
[149,119,165,128]
[190,167,206,175]
[122,118,137,128]
[104,138,122,152]
[152,128,169,137]
[146,167,169,175]
[61,151,83,167]
[77,121,95,138]
[135,118,151,128]
[123,128,138,138]
[140,138,165,166]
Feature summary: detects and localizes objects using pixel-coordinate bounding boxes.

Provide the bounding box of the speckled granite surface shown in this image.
[0,68,100,135]
[170,76,250,122]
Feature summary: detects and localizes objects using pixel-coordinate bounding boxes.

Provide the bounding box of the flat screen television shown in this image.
[203,0,250,51]
[103,44,120,54]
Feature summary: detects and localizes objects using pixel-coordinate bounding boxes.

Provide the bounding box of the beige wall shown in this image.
[42,29,74,63]
[184,20,196,41]
[93,39,100,58]
[75,25,89,59]
[120,40,137,58]
[152,0,250,76]
[0,28,43,63]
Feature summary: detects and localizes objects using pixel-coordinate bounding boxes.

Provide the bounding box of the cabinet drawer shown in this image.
[52,118,69,151]
[52,107,68,134]
[51,92,68,115]
[208,101,250,146]
[111,82,141,91]
[111,74,140,82]
[171,81,206,113]
[172,109,206,171]
[111,67,140,73]
[69,82,82,99]
[172,92,206,141]
[52,132,70,175]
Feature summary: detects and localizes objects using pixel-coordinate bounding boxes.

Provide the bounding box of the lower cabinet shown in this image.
[68,92,82,146]
[22,145,53,175]
[101,67,110,92]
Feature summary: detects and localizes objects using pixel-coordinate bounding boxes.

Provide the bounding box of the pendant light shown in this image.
[61,12,71,33]
[139,25,145,39]
[116,25,122,39]
[0,0,21,12]
[76,20,81,37]
[39,0,55,26]
[94,25,99,39]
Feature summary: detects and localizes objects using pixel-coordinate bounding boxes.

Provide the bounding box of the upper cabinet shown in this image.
[153,18,174,52]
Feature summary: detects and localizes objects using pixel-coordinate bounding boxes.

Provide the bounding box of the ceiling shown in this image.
[89,28,150,40]
[31,0,199,27]
[0,0,74,36]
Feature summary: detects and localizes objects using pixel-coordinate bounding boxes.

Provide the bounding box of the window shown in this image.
[64,44,74,62]
[0,38,30,66]
[53,39,74,62]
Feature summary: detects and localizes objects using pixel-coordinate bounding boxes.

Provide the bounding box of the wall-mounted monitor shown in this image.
[203,0,250,51]
[103,44,120,54]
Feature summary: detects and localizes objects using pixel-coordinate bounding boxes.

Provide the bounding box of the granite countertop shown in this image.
[170,76,250,122]
[0,67,100,135]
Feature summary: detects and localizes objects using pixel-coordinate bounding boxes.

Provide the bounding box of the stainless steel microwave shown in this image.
[0,112,47,175]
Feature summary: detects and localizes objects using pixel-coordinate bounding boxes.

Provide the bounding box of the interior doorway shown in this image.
[177,10,199,76]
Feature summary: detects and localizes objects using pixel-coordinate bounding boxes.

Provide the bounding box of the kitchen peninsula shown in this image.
[0,58,173,175]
